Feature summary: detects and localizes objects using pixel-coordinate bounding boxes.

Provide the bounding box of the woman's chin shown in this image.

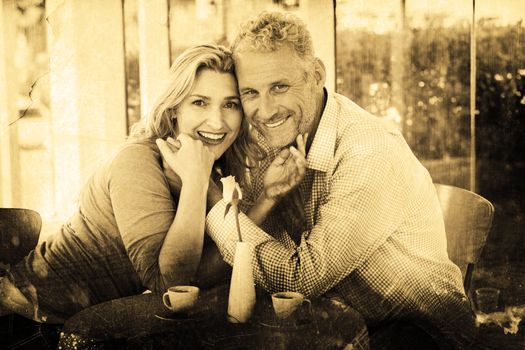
[209,145,230,161]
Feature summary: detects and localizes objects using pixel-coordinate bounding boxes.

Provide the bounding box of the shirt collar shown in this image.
[307,90,338,172]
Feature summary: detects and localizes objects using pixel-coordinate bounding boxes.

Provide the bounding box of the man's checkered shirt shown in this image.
[206,91,470,328]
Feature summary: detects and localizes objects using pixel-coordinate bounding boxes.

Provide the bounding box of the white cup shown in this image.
[162,285,199,313]
[271,291,311,319]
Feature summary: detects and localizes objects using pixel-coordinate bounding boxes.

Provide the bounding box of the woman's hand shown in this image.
[262,133,308,201]
[161,157,183,195]
[156,134,215,187]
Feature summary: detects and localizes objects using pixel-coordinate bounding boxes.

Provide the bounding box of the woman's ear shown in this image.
[313,58,326,87]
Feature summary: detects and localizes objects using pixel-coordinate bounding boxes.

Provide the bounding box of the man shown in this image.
[204,11,477,349]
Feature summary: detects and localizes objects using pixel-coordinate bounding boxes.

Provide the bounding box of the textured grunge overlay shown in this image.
[1,0,524,349]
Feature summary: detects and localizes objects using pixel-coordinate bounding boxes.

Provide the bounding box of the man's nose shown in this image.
[258,94,278,120]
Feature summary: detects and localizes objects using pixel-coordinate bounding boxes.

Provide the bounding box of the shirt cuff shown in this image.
[206,200,273,266]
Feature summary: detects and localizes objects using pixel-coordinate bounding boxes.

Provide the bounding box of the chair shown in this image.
[434,184,494,294]
[0,208,42,267]
[0,208,42,322]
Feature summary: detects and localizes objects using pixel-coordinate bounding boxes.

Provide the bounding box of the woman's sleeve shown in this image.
[107,144,175,292]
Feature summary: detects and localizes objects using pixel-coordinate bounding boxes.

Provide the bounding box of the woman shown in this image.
[0,44,260,324]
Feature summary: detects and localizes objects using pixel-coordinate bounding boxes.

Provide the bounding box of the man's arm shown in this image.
[207,135,307,223]
[206,150,405,297]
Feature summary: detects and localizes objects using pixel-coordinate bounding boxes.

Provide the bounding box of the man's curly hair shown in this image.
[231,11,314,60]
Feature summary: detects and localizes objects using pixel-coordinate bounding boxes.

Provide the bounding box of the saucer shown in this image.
[155,309,194,321]
[258,311,313,330]
[257,302,313,330]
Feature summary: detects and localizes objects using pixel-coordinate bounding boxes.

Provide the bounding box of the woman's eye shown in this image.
[192,100,205,106]
[224,101,239,109]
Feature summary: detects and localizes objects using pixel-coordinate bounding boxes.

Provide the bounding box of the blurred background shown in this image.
[0,0,524,317]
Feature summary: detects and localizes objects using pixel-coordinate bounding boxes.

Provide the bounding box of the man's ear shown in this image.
[313,58,326,87]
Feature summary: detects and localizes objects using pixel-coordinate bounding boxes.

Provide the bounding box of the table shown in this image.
[57,284,369,349]
[471,267,525,349]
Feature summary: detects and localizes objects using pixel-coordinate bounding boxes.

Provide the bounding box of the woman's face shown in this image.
[175,69,242,160]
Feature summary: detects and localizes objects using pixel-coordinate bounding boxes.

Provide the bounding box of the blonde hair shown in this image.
[130,44,261,185]
[131,44,235,140]
[231,11,314,61]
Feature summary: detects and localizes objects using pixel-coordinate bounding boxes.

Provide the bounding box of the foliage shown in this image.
[476,20,525,162]
[336,17,524,163]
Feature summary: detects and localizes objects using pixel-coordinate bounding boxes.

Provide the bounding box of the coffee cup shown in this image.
[162,285,199,313]
[271,291,311,319]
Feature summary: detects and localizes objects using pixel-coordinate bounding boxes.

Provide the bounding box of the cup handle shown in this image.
[162,292,171,308]
[303,298,312,314]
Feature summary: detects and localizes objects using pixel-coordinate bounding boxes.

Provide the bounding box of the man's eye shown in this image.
[224,101,239,109]
[242,90,257,97]
[273,84,289,93]
[192,100,205,106]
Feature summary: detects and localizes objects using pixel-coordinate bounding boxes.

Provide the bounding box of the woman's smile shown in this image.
[197,131,227,144]
[175,69,242,159]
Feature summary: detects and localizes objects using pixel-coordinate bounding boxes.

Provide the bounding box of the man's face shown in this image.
[235,45,324,148]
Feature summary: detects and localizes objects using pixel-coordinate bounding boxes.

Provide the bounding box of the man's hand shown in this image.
[262,133,308,201]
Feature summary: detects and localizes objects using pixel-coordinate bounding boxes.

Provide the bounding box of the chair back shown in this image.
[0,208,42,266]
[434,183,494,293]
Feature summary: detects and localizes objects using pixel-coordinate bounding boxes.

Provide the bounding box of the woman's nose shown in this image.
[206,108,224,129]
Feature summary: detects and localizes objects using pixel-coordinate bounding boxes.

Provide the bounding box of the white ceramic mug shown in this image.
[162,285,199,313]
[271,291,311,319]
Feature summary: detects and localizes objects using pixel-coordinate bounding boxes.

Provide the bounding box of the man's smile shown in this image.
[262,115,291,129]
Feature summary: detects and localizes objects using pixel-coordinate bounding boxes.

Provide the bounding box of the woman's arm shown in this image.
[158,134,307,288]
[156,135,215,287]
[192,241,231,288]
[160,148,231,289]
[157,173,208,286]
